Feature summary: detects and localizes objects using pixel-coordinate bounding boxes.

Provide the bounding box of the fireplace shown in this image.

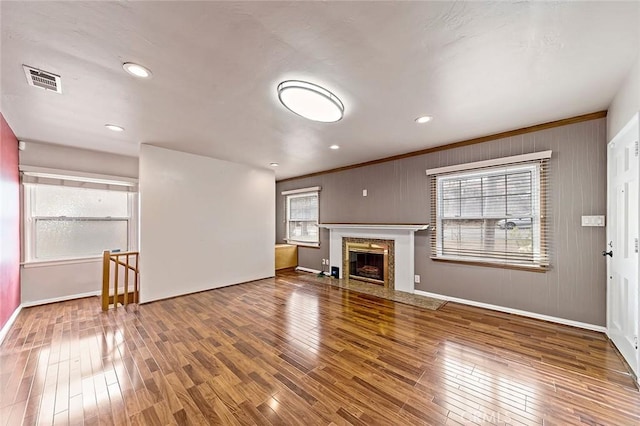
[343,239,394,289]
[320,223,429,294]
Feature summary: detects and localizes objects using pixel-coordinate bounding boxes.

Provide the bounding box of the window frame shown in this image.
[427,151,551,271]
[283,186,321,247]
[22,183,138,265]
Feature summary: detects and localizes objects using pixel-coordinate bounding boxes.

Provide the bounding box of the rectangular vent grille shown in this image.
[23,65,62,93]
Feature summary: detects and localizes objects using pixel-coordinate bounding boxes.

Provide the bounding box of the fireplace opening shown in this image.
[349,250,385,285]
[342,239,394,289]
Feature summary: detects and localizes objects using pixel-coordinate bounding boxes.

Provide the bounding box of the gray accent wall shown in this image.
[277,118,607,326]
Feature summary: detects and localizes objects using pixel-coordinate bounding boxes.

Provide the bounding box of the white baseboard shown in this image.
[295,266,322,274]
[21,291,100,308]
[0,305,23,346]
[414,290,606,333]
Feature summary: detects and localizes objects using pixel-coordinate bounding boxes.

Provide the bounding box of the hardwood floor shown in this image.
[1,270,639,425]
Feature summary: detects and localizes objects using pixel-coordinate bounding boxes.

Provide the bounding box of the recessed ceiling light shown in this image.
[277,80,344,123]
[270,162,279,167]
[415,115,433,124]
[123,62,152,78]
[105,124,124,132]
[330,145,340,150]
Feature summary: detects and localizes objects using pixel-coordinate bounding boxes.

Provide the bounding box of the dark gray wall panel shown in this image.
[276,118,607,326]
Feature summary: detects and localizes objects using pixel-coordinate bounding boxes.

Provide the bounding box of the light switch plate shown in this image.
[581,215,605,227]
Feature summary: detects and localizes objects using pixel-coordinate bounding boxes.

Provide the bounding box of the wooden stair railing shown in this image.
[102,250,139,311]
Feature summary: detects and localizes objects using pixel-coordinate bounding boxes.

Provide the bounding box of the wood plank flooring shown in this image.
[1,270,639,425]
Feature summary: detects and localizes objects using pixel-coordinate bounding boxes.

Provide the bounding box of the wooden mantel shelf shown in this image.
[319,223,429,231]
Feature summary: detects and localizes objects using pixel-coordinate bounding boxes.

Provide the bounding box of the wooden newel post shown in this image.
[102,250,110,311]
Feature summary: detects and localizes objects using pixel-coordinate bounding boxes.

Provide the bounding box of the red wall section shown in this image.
[0,113,20,330]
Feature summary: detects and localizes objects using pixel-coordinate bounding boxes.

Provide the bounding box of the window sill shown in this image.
[285,240,320,248]
[430,257,548,273]
[22,256,102,269]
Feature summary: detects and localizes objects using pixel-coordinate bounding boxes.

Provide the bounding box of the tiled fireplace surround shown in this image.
[319,224,429,294]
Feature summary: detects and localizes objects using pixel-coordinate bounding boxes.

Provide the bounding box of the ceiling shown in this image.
[1,1,638,180]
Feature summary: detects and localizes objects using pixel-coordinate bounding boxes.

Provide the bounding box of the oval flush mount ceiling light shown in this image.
[415,115,433,124]
[123,62,152,78]
[269,162,279,167]
[329,144,340,150]
[277,80,344,123]
[105,124,124,132]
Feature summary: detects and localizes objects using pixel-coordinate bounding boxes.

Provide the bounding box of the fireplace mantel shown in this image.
[319,223,429,231]
[321,223,429,294]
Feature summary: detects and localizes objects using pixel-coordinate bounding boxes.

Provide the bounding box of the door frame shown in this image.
[606,111,640,381]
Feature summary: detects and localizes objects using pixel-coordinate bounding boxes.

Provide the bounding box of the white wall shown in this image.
[608,54,640,140]
[19,143,139,305]
[21,260,101,304]
[139,145,274,303]
[22,258,134,305]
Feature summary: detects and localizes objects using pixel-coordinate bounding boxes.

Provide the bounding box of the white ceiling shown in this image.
[1,1,638,180]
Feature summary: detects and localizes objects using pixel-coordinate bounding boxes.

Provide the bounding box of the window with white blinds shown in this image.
[282,186,320,246]
[427,152,551,269]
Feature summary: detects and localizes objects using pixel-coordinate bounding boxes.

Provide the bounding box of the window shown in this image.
[23,172,137,262]
[282,186,320,246]
[427,152,550,269]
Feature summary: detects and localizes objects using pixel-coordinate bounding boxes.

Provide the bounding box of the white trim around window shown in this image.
[281,186,321,196]
[22,180,139,264]
[20,165,138,188]
[282,186,321,247]
[428,151,551,270]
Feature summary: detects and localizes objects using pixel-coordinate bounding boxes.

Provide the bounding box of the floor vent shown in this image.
[23,65,62,93]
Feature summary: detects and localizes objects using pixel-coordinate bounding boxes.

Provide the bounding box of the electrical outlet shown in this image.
[414,274,420,283]
[362,189,368,197]
[321,259,326,265]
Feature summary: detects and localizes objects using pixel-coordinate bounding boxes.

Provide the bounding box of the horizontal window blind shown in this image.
[289,194,318,221]
[429,154,550,269]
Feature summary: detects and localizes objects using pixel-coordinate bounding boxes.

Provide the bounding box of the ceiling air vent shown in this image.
[22,65,62,93]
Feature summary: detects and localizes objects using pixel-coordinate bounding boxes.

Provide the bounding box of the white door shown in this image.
[607,112,639,377]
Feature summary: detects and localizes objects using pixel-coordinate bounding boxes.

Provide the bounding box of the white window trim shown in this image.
[281,186,321,195]
[428,151,551,270]
[20,165,138,187]
[282,186,321,247]
[21,257,103,269]
[435,163,542,266]
[22,182,139,264]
